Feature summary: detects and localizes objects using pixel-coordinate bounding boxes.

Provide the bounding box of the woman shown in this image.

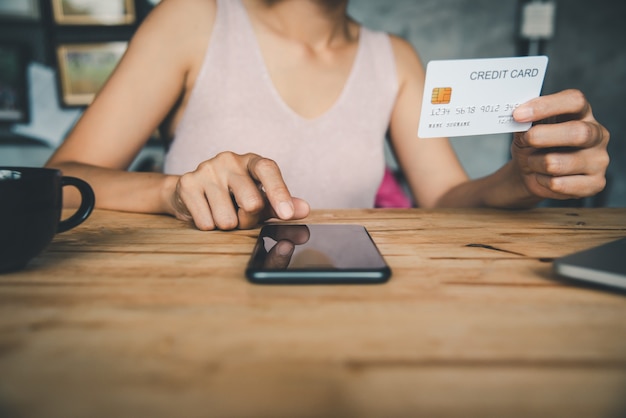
[46,0,610,230]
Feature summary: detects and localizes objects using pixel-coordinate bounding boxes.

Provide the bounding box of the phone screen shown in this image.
[245,224,391,284]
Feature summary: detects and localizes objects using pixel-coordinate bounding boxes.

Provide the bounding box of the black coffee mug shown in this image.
[0,167,95,273]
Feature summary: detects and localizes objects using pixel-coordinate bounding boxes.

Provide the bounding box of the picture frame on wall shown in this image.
[56,42,127,107]
[0,0,41,21]
[0,44,29,124]
[52,0,136,26]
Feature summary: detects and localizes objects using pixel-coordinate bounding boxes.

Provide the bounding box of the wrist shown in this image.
[160,174,181,215]
[483,161,541,208]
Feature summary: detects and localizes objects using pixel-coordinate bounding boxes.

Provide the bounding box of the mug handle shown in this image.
[57,176,96,233]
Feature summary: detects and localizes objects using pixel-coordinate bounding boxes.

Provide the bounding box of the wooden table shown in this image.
[1,208,625,418]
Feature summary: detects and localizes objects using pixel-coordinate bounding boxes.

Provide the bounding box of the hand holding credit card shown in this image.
[418,56,548,138]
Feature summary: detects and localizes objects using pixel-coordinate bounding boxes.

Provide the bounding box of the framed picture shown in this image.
[0,0,40,21]
[52,0,136,25]
[56,42,127,107]
[0,44,29,124]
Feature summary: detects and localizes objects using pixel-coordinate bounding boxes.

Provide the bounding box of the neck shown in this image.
[246,0,354,49]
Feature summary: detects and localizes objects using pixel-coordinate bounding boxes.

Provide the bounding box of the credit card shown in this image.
[417,56,548,138]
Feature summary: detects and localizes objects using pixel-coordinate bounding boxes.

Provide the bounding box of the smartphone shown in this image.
[245,224,391,284]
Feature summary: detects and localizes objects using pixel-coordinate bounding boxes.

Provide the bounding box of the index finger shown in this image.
[246,155,295,220]
[513,89,592,124]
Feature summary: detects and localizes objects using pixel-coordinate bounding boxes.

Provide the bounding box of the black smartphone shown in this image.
[245,224,391,284]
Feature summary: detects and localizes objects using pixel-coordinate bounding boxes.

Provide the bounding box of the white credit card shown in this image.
[417,56,548,138]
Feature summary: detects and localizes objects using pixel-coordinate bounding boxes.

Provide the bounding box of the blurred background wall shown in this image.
[1,0,624,206]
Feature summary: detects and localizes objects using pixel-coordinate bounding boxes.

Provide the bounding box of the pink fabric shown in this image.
[164,0,399,209]
[375,167,412,208]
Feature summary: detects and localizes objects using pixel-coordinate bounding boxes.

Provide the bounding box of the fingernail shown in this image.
[278,201,294,219]
[514,105,533,122]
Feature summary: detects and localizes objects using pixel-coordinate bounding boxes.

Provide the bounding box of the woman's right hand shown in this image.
[168,152,310,230]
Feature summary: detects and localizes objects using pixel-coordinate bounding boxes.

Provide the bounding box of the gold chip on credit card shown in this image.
[431,87,452,104]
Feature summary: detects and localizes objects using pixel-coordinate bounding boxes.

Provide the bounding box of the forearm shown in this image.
[46,161,179,215]
[435,161,542,209]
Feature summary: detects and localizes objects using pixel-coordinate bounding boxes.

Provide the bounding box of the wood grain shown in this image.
[0,208,625,418]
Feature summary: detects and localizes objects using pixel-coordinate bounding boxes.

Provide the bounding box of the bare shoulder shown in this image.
[146,0,216,28]
[132,0,217,65]
[147,0,216,25]
[387,34,425,88]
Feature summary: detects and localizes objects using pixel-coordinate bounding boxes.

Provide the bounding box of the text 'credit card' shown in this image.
[417,56,548,138]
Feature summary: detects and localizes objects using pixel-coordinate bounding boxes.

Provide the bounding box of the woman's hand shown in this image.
[169,152,310,230]
[511,89,610,201]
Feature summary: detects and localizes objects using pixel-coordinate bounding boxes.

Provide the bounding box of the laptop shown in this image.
[553,237,626,291]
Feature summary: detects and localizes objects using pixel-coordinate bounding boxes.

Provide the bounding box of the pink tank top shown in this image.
[164,0,398,208]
